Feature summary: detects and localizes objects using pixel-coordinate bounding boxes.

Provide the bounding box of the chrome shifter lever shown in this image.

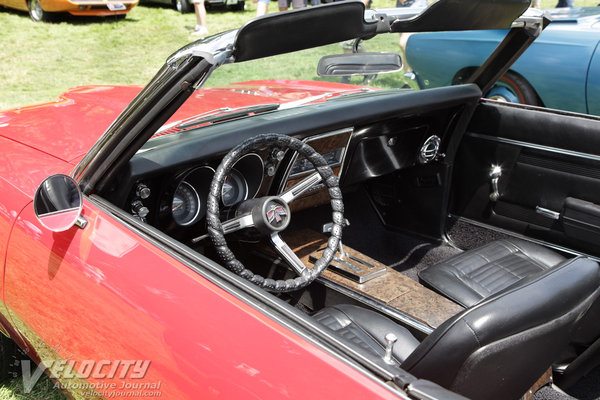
[489,165,502,202]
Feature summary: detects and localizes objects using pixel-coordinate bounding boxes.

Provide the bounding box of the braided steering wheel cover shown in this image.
[206,133,344,293]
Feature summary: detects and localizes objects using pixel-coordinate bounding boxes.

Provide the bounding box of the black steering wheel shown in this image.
[206,133,344,293]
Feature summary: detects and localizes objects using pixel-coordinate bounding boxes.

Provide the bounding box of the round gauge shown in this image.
[172,181,201,226]
[222,169,248,207]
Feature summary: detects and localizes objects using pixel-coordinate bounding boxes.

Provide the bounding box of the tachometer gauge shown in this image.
[222,169,248,207]
[172,181,201,226]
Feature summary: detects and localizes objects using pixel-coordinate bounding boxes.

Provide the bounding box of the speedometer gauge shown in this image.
[222,169,248,207]
[172,181,201,226]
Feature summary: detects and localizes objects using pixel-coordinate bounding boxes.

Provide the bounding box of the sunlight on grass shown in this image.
[1,0,598,110]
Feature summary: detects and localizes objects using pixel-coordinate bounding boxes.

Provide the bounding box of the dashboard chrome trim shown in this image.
[278,127,354,195]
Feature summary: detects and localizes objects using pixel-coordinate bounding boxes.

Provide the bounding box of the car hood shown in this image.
[546,6,600,28]
[0,81,365,165]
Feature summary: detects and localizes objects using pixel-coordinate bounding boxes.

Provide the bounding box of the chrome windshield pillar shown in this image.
[73,31,238,194]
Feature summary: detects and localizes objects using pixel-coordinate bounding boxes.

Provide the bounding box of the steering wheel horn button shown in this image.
[266,202,287,227]
[251,196,291,234]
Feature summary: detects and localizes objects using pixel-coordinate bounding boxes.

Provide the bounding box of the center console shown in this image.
[284,229,463,333]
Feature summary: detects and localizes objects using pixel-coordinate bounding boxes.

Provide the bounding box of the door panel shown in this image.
[450,101,600,256]
[4,199,397,399]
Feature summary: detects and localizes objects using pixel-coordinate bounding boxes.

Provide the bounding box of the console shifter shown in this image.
[309,219,387,283]
[316,219,386,282]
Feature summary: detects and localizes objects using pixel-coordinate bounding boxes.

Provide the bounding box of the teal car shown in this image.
[406,7,600,115]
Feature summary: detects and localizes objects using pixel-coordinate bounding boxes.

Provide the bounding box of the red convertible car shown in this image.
[2,1,600,399]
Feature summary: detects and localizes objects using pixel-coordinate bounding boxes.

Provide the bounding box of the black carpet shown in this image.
[338,189,461,281]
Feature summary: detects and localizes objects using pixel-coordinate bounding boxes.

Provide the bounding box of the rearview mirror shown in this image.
[317,52,402,77]
[34,174,83,232]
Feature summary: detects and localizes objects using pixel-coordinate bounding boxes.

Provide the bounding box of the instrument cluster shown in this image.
[129,153,265,237]
[127,129,353,238]
[167,154,264,228]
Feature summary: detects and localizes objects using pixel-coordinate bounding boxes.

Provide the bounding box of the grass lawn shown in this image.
[0,0,597,398]
[1,0,598,110]
[0,375,65,400]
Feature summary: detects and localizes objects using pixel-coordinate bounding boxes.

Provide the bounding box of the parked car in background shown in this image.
[0,0,137,21]
[145,0,243,13]
[405,7,600,115]
[3,1,600,399]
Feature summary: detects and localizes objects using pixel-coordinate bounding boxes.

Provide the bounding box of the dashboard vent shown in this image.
[419,135,441,164]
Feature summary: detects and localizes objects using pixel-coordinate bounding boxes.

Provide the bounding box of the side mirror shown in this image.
[317,52,403,77]
[34,174,83,232]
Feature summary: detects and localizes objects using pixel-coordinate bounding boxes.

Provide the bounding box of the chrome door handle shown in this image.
[489,166,502,202]
[535,206,560,220]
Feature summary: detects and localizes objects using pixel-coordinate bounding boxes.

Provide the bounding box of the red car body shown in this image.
[0,81,402,399]
[4,2,588,399]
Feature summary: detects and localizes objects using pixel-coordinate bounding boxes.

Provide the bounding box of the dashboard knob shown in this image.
[271,149,285,161]
[131,200,149,219]
[136,183,151,199]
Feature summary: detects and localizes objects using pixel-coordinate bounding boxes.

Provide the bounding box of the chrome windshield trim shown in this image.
[167,29,238,69]
[73,31,238,193]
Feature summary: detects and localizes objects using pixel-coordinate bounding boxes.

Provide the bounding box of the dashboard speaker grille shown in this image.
[419,135,441,164]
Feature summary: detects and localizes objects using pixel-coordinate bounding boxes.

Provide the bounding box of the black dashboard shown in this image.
[104,84,481,244]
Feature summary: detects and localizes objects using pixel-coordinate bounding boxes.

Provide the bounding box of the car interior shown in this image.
[97,81,600,399]
[88,2,600,399]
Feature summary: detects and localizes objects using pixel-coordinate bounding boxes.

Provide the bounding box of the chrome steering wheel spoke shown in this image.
[269,233,307,276]
[222,213,254,235]
[280,171,322,203]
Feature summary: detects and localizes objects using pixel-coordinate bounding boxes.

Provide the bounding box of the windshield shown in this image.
[152,36,423,139]
[207,36,404,89]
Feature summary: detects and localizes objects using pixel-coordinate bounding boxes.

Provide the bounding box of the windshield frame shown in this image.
[73,0,544,196]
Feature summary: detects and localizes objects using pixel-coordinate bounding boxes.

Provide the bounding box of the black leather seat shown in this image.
[418,238,566,307]
[314,258,600,400]
[313,304,420,362]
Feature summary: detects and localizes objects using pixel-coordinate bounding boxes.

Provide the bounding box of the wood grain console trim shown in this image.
[284,229,463,329]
